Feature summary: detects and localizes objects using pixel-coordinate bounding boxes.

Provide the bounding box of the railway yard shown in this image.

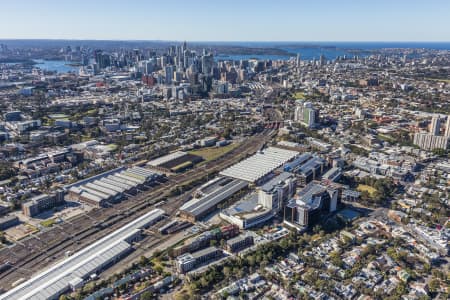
[0,128,276,291]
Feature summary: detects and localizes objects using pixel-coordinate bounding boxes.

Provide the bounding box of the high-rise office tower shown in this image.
[165,65,173,85]
[430,116,441,136]
[201,53,214,75]
[145,60,155,74]
[319,54,326,66]
[294,101,318,128]
[160,56,167,67]
[169,46,176,56]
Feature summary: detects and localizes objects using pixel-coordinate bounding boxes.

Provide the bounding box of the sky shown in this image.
[0,0,449,42]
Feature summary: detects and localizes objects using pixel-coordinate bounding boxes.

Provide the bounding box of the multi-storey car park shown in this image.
[0,209,165,300]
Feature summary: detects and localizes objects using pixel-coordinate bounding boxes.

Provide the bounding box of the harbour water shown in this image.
[30,42,450,72]
[215,41,450,61]
[33,59,79,73]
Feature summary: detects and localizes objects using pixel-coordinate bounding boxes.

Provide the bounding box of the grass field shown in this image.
[357,184,377,196]
[294,91,306,99]
[189,142,241,162]
[40,218,56,228]
[378,134,395,143]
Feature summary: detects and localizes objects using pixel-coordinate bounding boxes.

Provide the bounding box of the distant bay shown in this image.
[215,41,450,61]
[33,59,79,73]
[21,41,450,72]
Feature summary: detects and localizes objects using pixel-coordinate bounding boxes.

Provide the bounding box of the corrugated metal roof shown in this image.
[220,147,299,183]
[147,151,187,166]
[0,209,164,300]
[180,179,248,217]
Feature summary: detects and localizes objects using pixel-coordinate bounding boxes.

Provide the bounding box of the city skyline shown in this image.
[1,0,450,42]
[0,1,449,299]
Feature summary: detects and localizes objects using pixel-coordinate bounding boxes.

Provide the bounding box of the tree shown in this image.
[247,255,256,267]
[72,292,83,300]
[429,278,440,292]
[223,266,231,278]
[154,265,163,275]
[394,283,407,297]
[280,238,289,250]
[82,282,96,294]
[199,276,209,288]
[0,231,7,244]
[330,251,344,268]
[387,247,399,261]
[139,255,149,266]
[362,244,376,257]
[174,290,193,300]
[153,249,162,258]
[188,282,199,294]
[0,162,16,181]
[141,291,153,300]
[431,269,444,280]
[313,224,322,234]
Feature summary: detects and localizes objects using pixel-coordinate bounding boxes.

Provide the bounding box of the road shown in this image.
[0,128,275,291]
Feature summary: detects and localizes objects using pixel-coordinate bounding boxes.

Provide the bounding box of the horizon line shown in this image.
[0,38,449,43]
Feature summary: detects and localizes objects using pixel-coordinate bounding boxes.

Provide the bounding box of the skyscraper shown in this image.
[165,65,173,85]
[319,54,326,66]
[430,116,441,136]
[201,53,214,75]
[294,101,318,128]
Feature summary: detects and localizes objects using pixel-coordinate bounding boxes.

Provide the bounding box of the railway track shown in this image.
[0,129,274,289]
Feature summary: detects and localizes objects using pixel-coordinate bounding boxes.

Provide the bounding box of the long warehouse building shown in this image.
[0,208,165,300]
[220,147,299,184]
[66,167,162,207]
[179,178,248,222]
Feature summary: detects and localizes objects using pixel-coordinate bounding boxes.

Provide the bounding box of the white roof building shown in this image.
[0,209,165,300]
[220,147,299,183]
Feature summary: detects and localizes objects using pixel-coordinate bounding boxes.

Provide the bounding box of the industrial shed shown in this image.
[179,178,248,222]
[0,209,165,300]
[220,147,299,183]
[65,167,162,207]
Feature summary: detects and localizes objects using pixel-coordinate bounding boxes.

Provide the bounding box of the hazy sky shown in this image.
[0,0,449,41]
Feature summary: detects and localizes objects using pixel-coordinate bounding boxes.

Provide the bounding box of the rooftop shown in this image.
[260,172,293,193]
[220,147,299,183]
[0,209,165,300]
[191,246,219,259]
[180,178,248,217]
[147,151,187,167]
